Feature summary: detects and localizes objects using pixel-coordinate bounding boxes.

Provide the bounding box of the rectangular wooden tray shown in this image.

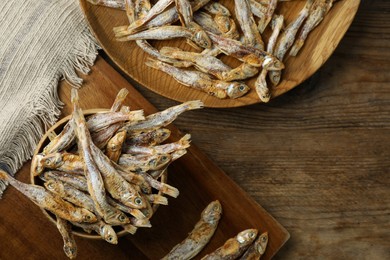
[0,57,289,259]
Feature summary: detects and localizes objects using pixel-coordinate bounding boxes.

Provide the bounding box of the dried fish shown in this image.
[125,128,171,146]
[290,0,333,56]
[270,0,314,85]
[0,170,97,223]
[255,14,284,102]
[42,171,88,192]
[87,0,125,10]
[145,59,250,99]
[110,88,129,112]
[162,200,222,260]
[221,63,259,82]
[32,152,84,176]
[257,0,278,33]
[72,220,118,244]
[235,0,264,49]
[240,232,269,259]
[106,130,127,162]
[56,217,77,259]
[201,229,259,260]
[71,90,129,225]
[124,99,203,132]
[160,46,231,80]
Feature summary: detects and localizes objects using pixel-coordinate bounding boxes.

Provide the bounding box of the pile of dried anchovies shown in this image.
[0,88,203,259]
[88,0,334,102]
[162,200,269,259]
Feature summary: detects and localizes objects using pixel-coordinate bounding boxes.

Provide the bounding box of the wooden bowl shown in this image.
[30,109,167,239]
[80,0,360,107]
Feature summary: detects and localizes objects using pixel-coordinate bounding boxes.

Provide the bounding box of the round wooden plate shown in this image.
[80,0,360,108]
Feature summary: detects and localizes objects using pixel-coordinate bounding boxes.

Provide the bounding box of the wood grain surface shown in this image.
[0,0,389,259]
[80,0,360,107]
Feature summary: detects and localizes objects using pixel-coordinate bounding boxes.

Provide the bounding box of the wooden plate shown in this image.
[80,0,360,107]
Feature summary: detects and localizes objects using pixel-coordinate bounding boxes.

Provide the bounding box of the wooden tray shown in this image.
[80,0,360,108]
[45,58,289,259]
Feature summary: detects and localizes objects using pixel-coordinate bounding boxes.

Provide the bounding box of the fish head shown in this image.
[237,229,258,245]
[132,194,148,209]
[31,154,45,176]
[100,224,118,244]
[44,179,63,194]
[63,244,77,259]
[43,153,63,168]
[226,82,250,99]
[81,209,98,223]
[202,200,222,224]
[262,55,285,71]
[192,30,212,49]
[154,154,172,170]
[255,232,269,254]
[269,70,281,86]
[256,80,271,103]
[156,128,171,143]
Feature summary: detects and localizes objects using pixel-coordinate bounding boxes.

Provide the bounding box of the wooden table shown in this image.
[1,0,389,259]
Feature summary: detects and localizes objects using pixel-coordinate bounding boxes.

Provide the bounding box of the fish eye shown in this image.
[108,236,113,241]
[135,197,143,205]
[249,232,256,238]
[239,85,246,91]
[47,183,54,189]
[85,215,91,220]
[161,156,168,161]
[119,214,126,222]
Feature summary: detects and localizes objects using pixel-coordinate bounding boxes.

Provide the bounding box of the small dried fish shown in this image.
[138,171,179,198]
[118,153,171,171]
[240,232,269,259]
[270,0,313,85]
[201,229,259,260]
[124,99,203,132]
[255,14,284,102]
[71,90,129,225]
[32,152,84,176]
[160,46,231,80]
[87,0,125,10]
[290,0,333,56]
[123,134,191,155]
[207,33,284,70]
[145,59,250,99]
[106,130,127,162]
[257,0,278,33]
[235,0,264,49]
[56,217,77,259]
[106,196,147,220]
[91,123,123,149]
[221,63,259,82]
[87,110,144,132]
[249,0,268,19]
[0,171,97,223]
[126,0,174,33]
[117,25,210,49]
[43,121,75,155]
[162,200,222,260]
[110,88,129,112]
[42,171,88,192]
[125,128,171,146]
[45,180,96,213]
[71,220,118,244]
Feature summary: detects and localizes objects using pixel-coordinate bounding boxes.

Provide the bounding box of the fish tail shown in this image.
[123,224,138,235]
[116,88,129,101]
[130,208,147,220]
[132,218,152,228]
[179,134,191,149]
[148,194,168,205]
[129,109,145,122]
[70,88,79,105]
[183,100,204,111]
[161,183,179,198]
[289,39,304,56]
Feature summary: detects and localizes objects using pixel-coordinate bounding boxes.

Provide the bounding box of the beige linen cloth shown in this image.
[0,0,100,197]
